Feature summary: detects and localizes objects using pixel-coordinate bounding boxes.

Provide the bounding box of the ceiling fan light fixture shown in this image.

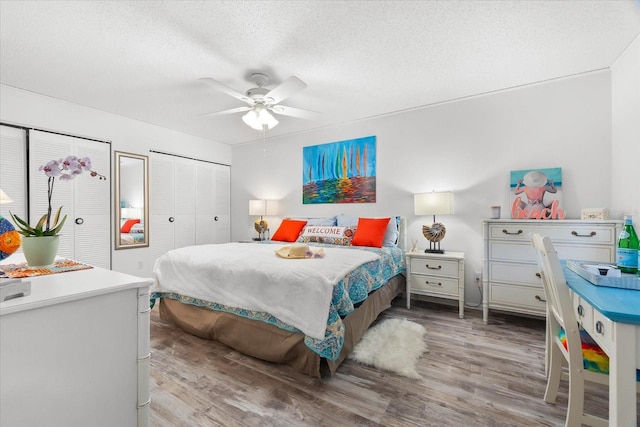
[242,107,279,130]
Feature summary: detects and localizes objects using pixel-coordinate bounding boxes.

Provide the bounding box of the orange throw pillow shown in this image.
[121,218,140,233]
[351,217,391,248]
[271,219,308,242]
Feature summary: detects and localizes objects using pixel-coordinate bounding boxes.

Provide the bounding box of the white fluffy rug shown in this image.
[349,318,428,379]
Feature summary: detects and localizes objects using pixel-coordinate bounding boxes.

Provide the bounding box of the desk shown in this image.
[563,263,640,426]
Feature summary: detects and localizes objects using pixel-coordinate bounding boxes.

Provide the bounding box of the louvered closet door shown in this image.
[195,162,230,245]
[29,130,111,269]
[149,153,175,262]
[195,161,216,245]
[29,132,76,260]
[72,139,110,269]
[173,157,196,249]
[0,126,27,247]
[212,163,230,243]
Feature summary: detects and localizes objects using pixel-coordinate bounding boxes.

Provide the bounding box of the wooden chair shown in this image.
[531,233,610,427]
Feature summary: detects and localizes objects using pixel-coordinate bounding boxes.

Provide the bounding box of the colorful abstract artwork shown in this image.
[303,136,376,204]
[509,167,564,219]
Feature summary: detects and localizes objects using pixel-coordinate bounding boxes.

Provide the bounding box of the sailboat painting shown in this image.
[303,135,376,204]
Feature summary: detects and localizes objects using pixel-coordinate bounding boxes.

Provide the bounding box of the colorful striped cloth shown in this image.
[559,328,640,381]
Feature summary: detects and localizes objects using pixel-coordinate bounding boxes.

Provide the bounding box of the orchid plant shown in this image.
[10,156,106,237]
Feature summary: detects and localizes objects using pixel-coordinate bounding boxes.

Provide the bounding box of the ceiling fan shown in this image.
[199,73,321,130]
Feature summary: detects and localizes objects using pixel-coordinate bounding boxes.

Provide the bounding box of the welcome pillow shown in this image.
[297,226,356,246]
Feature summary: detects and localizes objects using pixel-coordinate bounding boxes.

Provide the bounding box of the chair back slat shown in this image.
[531,234,584,369]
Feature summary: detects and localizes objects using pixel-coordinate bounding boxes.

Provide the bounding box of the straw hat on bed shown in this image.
[275,243,324,259]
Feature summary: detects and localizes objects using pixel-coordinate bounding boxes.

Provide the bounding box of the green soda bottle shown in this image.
[616,216,639,274]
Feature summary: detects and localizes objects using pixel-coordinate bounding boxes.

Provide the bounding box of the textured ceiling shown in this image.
[1,1,639,145]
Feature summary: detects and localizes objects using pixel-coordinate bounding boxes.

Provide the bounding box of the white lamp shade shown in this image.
[265,200,279,216]
[0,188,12,204]
[249,199,266,216]
[414,192,454,215]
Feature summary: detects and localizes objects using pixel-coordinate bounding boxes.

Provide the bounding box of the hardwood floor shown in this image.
[149,297,633,426]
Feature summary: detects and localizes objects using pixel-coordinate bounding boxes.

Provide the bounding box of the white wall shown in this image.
[231,70,615,306]
[611,35,640,226]
[0,84,231,277]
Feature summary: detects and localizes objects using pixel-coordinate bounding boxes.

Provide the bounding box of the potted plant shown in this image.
[10,156,105,268]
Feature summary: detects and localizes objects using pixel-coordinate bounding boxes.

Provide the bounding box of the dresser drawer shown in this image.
[489,241,614,263]
[490,282,546,312]
[410,257,459,277]
[490,262,541,286]
[489,223,616,245]
[410,274,459,296]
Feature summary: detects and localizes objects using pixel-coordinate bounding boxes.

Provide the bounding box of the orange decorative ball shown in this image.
[0,216,21,260]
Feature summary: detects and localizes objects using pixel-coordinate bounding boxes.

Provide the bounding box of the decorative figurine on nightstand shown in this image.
[422,223,446,254]
[254,218,269,241]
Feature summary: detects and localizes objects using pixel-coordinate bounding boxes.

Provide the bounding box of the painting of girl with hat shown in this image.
[510,167,564,220]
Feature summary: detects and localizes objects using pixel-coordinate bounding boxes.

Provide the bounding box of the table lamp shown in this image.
[414,191,453,253]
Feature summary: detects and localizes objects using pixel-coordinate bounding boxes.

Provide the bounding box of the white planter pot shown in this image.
[21,235,60,268]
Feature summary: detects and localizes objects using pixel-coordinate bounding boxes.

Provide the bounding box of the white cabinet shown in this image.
[482,219,621,324]
[28,130,111,269]
[405,251,465,318]
[150,152,230,262]
[0,255,153,426]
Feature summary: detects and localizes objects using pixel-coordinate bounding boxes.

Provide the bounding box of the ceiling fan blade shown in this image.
[265,76,307,104]
[269,105,321,120]
[200,106,252,118]
[200,78,252,104]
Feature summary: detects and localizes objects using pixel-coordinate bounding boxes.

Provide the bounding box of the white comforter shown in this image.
[152,242,379,339]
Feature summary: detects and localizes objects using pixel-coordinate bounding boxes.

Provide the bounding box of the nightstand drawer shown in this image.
[410,274,459,296]
[409,258,459,277]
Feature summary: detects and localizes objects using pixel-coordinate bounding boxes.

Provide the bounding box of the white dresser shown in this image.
[0,256,153,427]
[482,219,621,324]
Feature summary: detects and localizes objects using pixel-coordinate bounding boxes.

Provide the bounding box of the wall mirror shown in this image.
[115,151,149,249]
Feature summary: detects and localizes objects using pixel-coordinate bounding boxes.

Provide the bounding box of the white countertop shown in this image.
[1,254,153,316]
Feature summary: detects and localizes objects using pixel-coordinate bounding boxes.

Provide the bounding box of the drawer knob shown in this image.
[577,305,584,316]
[425,264,442,270]
[535,295,546,303]
[425,281,442,286]
[535,272,541,279]
[502,229,523,235]
[595,320,604,334]
[571,231,596,237]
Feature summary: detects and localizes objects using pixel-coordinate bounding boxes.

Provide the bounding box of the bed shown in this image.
[151,215,406,377]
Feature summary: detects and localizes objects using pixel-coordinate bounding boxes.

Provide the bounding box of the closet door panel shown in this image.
[195,162,215,245]
[173,157,195,247]
[213,164,230,244]
[150,154,175,261]
[149,155,174,216]
[0,126,27,234]
[74,215,110,269]
[29,132,74,257]
[28,130,111,268]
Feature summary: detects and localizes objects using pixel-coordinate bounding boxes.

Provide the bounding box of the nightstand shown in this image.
[405,251,465,318]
